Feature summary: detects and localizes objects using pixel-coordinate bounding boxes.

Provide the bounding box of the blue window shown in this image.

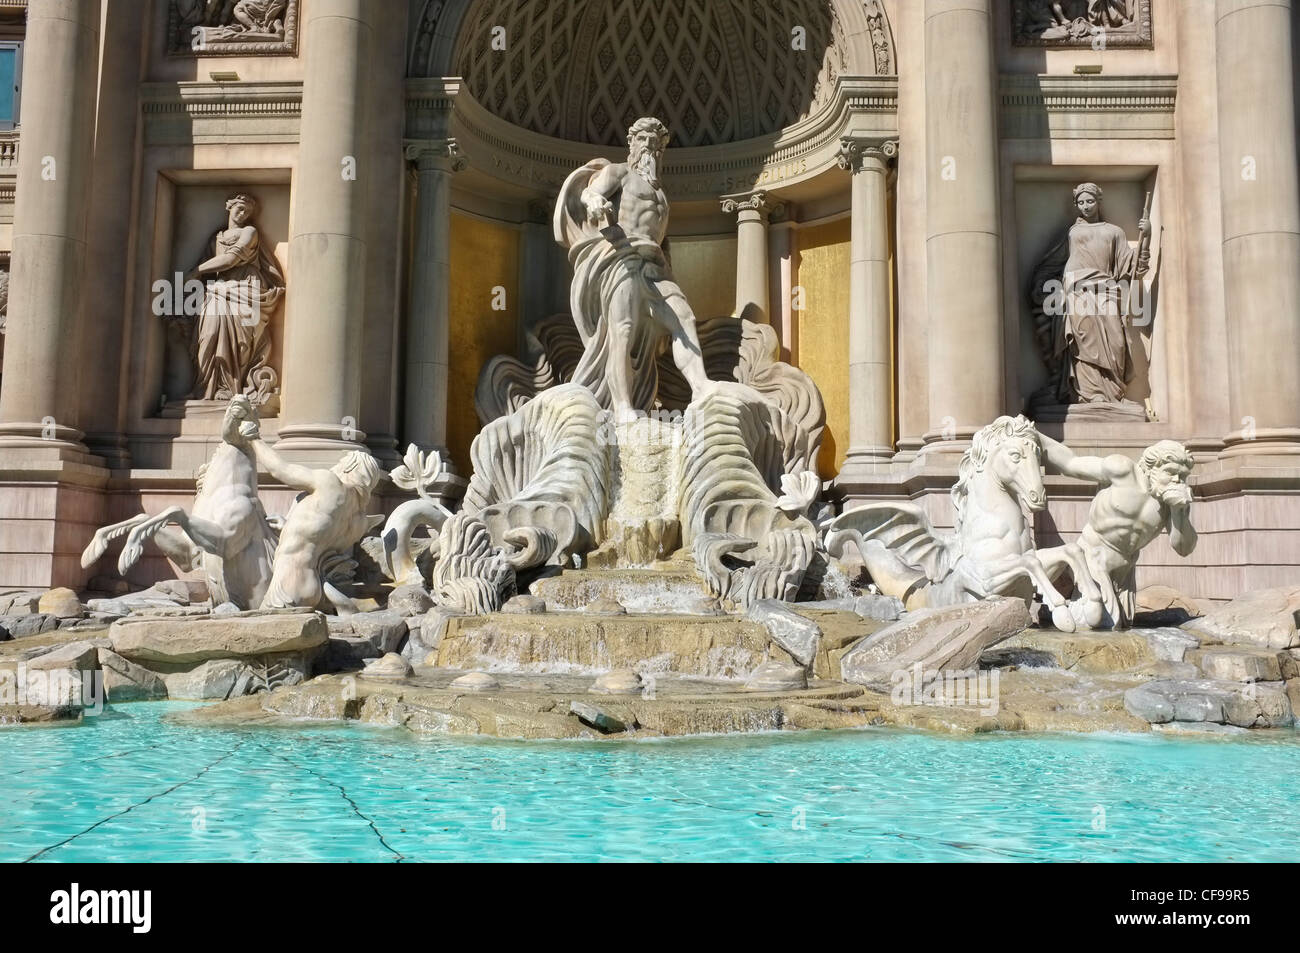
[0,43,20,129]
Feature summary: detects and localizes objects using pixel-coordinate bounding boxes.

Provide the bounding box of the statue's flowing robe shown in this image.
[191,227,285,401]
[553,158,671,412]
[1031,218,1138,404]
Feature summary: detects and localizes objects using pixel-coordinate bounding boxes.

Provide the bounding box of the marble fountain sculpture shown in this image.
[72,118,1202,722]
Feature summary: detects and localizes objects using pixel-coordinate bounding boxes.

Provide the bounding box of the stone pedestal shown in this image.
[590,416,685,568]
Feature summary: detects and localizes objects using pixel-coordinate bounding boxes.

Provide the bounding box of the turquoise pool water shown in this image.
[2,702,1297,862]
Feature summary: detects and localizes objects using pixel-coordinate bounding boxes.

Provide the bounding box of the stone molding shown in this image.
[140,82,302,145]
[1000,74,1177,140]
[407,74,899,198]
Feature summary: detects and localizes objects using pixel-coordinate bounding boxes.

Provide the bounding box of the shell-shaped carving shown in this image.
[678,382,818,608]
[432,511,515,613]
[462,382,608,564]
[475,315,825,475]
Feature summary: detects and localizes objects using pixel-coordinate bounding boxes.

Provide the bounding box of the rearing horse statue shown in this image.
[80,396,278,609]
[825,415,1090,631]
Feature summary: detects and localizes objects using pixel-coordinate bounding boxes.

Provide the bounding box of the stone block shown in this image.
[109,612,328,664]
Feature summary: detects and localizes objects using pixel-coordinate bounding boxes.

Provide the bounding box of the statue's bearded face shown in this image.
[629,132,664,182]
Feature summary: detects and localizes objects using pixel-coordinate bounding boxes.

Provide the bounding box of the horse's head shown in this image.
[959,415,1046,513]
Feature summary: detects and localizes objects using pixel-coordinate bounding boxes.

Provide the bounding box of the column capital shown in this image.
[404,137,468,173]
[836,136,899,174]
[719,190,786,222]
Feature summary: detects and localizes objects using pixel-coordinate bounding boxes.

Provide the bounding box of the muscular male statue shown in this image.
[237,419,383,612]
[554,116,710,419]
[1039,435,1197,628]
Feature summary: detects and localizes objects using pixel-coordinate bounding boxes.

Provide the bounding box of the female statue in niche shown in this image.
[1029,181,1149,409]
[185,192,285,408]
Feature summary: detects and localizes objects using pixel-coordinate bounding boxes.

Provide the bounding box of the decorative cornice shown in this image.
[835,136,898,173]
[1000,74,1177,140]
[140,82,302,145]
[431,74,898,199]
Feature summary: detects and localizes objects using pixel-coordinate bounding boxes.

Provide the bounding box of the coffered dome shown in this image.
[444,0,893,148]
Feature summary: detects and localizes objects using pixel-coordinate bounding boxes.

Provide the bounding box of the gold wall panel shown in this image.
[794,218,851,478]
[668,234,738,320]
[447,211,520,473]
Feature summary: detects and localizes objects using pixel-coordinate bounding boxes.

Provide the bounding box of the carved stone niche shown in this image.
[157,183,289,419]
[1012,0,1152,49]
[167,0,300,56]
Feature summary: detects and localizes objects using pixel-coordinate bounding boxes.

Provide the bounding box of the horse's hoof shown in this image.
[1050,605,1077,632]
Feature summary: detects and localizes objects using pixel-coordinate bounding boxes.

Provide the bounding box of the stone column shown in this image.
[277,0,373,457]
[1215,0,1300,455]
[837,137,898,476]
[403,139,466,454]
[720,191,781,322]
[0,0,102,452]
[923,0,1002,452]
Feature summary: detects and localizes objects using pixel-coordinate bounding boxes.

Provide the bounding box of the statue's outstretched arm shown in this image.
[249,437,320,493]
[1039,433,1120,485]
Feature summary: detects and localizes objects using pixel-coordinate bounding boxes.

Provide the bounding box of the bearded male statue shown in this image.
[554,117,711,420]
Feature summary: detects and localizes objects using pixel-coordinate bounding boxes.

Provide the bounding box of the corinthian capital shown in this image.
[836,137,899,173]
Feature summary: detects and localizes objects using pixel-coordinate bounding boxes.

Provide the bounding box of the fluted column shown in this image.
[277,0,373,457]
[837,137,898,477]
[1216,0,1300,455]
[0,0,102,452]
[720,191,781,322]
[403,139,466,453]
[923,0,1002,453]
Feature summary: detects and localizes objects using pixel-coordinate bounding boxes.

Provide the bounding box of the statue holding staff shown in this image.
[1029,182,1150,409]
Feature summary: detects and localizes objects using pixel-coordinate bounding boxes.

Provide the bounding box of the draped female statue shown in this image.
[185,192,285,408]
[1028,182,1149,409]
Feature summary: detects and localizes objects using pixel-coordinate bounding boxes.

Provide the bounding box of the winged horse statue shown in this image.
[825,415,1096,631]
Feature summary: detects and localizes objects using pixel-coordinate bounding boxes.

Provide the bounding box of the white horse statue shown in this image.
[825,415,1093,631]
[80,396,278,609]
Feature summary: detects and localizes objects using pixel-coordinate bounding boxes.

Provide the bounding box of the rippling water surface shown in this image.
[2,702,1297,862]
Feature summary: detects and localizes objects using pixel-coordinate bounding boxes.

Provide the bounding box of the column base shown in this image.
[0,420,89,456]
[273,423,370,467]
[836,446,897,486]
[1219,427,1300,457]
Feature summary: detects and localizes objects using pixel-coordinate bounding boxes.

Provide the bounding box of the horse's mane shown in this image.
[951,415,1040,535]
